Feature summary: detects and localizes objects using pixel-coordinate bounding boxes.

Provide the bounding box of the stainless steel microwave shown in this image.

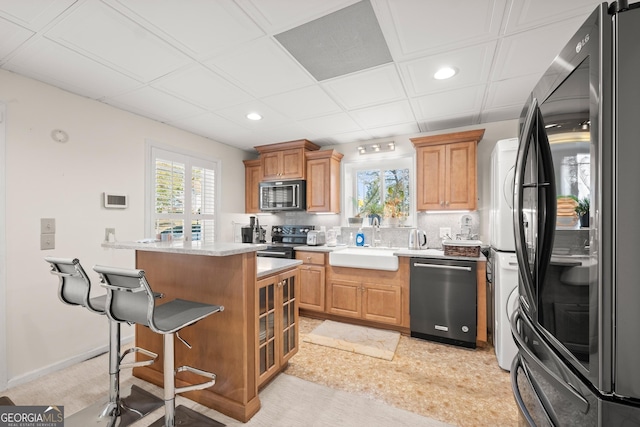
[259,179,306,211]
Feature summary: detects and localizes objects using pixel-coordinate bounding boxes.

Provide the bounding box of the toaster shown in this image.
[306,231,326,246]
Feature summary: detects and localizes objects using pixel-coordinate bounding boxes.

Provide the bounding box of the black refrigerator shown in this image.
[511,2,640,425]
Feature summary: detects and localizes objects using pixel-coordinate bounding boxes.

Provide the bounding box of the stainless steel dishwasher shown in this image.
[410,258,477,348]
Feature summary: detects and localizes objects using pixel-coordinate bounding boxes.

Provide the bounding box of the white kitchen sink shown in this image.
[329,247,399,271]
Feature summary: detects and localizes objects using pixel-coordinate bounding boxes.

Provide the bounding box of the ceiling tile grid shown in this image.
[0,0,607,150]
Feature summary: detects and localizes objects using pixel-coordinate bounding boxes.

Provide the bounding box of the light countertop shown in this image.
[295,244,486,261]
[257,257,302,278]
[102,240,267,256]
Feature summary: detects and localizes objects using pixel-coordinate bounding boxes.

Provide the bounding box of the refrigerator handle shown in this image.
[511,355,551,427]
[513,97,538,309]
[510,308,590,414]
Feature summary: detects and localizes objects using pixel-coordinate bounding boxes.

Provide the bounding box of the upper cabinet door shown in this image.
[411,129,484,211]
[243,159,261,213]
[305,149,343,213]
[255,139,320,181]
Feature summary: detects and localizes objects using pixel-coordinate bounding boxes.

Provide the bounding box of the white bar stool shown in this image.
[93,265,224,427]
[45,257,163,427]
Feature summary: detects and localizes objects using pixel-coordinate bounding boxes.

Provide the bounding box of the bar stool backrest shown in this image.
[93,265,156,328]
[44,257,103,314]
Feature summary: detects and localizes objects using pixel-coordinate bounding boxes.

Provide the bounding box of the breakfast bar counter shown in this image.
[103,240,271,422]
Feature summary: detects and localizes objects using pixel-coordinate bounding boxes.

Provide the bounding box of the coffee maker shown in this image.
[241,216,265,243]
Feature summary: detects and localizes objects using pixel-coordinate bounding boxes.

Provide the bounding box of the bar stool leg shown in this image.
[64,320,163,427]
[163,333,176,427]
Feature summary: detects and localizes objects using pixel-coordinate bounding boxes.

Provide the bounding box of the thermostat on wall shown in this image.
[104,192,128,209]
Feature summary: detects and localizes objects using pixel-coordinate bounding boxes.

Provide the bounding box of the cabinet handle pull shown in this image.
[307,256,311,260]
[440,201,444,206]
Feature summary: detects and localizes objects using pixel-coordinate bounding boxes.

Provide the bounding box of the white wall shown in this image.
[0,69,248,387]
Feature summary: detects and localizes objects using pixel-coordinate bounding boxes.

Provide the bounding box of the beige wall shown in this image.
[0,69,248,386]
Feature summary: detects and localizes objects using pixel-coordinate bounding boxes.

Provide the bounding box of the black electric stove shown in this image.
[256,225,314,259]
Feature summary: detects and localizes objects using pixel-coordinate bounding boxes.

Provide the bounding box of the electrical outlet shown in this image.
[439,227,451,238]
[41,234,55,250]
[41,218,55,234]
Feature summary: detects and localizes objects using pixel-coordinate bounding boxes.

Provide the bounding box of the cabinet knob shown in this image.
[306,256,311,260]
[440,201,445,206]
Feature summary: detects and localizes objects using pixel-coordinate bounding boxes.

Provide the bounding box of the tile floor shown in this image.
[286,317,519,427]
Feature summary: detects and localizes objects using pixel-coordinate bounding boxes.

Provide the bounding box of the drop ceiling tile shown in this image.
[105,0,264,58]
[104,86,205,122]
[44,0,189,82]
[214,100,291,130]
[236,0,358,33]
[3,37,141,99]
[169,112,257,147]
[151,65,253,111]
[261,85,342,120]
[322,64,405,110]
[350,100,414,128]
[492,16,586,81]
[479,105,521,124]
[411,85,485,121]
[0,0,76,30]
[0,17,33,59]
[206,37,315,98]
[298,112,362,135]
[399,41,496,97]
[323,130,373,144]
[504,0,600,34]
[255,123,314,144]
[375,0,506,59]
[366,122,420,139]
[484,74,539,110]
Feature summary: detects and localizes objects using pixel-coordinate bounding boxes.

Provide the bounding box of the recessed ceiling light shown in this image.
[434,66,457,80]
[246,112,262,121]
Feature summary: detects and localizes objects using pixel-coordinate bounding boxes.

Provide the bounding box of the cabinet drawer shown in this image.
[296,251,325,265]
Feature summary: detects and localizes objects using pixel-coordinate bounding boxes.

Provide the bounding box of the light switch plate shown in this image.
[439,227,451,238]
[41,234,55,250]
[41,218,55,234]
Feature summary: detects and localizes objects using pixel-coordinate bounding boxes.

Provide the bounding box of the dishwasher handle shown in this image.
[412,262,472,272]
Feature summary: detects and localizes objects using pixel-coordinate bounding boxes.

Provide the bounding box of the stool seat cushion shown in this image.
[152,299,222,334]
[89,294,107,313]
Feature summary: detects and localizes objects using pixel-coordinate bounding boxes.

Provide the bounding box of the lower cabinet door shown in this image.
[299,265,325,312]
[327,279,361,318]
[362,282,402,325]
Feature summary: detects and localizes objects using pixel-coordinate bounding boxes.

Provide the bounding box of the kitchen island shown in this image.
[102,240,300,422]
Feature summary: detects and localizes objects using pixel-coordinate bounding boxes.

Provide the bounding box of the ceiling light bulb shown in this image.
[246,112,262,121]
[434,67,457,80]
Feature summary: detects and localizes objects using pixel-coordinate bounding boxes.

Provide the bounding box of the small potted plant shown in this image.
[575,197,590,228]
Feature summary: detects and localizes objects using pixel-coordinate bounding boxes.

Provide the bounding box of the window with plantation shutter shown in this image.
[148,145,219,242]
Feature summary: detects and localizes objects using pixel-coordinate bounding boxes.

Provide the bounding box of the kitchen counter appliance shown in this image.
[256,225,314,259]
[410,258,477,348]
[306,230,325,246]
[259,180,306,212]
[511,2,640,424]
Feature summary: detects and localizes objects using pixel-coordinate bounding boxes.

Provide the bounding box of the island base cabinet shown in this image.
[257,268,299,387]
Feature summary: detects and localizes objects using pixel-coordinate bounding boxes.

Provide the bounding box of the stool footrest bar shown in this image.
[119,346,158,369]
[175,365,216,394]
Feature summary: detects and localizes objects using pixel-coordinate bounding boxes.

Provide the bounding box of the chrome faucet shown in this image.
[372,217,382,247]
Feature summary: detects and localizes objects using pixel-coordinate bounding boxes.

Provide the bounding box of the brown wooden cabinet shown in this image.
[243,159,261,213]
[411,129,485,211]
[255,139,319,181]
[305,149,343,213]
[295,251,326,312]
[256,267,299,387]
[326,274,404,327]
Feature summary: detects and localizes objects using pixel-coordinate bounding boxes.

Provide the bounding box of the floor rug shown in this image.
[303,320,400,360]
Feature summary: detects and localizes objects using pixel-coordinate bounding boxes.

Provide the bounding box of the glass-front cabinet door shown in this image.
[257,268,299,386]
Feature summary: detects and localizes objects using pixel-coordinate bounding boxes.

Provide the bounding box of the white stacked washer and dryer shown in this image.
[489,138,520,371]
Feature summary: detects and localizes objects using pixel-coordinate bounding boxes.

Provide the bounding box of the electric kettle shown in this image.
[408,229,427,250]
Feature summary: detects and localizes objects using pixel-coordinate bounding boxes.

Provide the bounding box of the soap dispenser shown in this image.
[356,228,365,246]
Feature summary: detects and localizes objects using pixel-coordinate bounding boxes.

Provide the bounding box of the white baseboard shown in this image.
[5,335,134,390]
